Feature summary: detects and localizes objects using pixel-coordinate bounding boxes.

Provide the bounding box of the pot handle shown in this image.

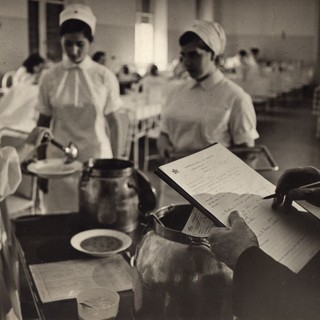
[132,169,158,216]
[81,158,94,181]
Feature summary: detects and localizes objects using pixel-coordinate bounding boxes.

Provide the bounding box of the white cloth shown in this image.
[187,20,226,55]
[0,83,39,132]
[0,147,21,201]
[12,67,35,86]
[59,4,96,34]
[140,75,167,105]
[0,146,22,319]
[38,55,122,213]
[161,69,259,155]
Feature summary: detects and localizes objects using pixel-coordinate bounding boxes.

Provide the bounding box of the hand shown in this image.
[272,166,320,208]
[157,132,175,159]
[25,127,52,194]
[25,127,52,148]
[208,211,258,270]
[17,127,52,163]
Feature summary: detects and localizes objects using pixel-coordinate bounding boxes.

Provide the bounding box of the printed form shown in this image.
[158,143,320,273]
[30,254,133,303]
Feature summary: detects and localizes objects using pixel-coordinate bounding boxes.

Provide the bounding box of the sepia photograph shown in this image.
[1,0,320,319]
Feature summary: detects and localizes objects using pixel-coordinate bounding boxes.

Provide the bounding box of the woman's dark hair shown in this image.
[60,19,94,42]
[251,47,260,56]
[239,49,248,57]
[92,51,106,62]
[122,64,130,74]
[22,53,45,74]
[150,64,159,76]
[179,31,213,55]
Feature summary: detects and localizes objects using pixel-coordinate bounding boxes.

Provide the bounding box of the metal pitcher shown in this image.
[79,158,157,232]
[132,204,233,320]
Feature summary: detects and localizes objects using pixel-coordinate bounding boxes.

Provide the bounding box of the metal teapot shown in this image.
[132,204,233,320]
[79,158,157,232]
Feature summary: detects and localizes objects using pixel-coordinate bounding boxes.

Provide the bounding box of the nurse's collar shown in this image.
[196,73,212,82]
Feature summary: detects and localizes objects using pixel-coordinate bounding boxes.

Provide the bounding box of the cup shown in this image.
[77,287,120,320]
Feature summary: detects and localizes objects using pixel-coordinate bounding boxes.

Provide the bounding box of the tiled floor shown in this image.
[20,85,320,319]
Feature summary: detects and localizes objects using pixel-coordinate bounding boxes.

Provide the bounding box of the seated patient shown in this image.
[0,53,46,132]
[92,51,107,66]
[13,53,46,86]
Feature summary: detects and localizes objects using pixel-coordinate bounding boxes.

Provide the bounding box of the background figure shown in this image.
[250,47,260,64]
[36,4,122,213]
[146,63,159,76]
[92,51,107,65]
[117,64,141,94]
[139,64,167,105]
[237,49,260,80]
[0,53,46,132]
[13,53,46,86]
[238,49,250,65]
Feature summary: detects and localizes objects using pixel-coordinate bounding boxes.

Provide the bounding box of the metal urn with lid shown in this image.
[79,158,157,232]
[132,204,233,320]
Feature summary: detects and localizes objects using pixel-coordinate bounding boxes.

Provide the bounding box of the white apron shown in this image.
[44,64,113,213]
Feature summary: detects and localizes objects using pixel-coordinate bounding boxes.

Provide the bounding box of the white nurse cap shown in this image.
[187,20,226,55]
[59,4,96,35]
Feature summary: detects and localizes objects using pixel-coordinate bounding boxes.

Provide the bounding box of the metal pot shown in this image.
[132,204,233,320]
[79,158,157,232]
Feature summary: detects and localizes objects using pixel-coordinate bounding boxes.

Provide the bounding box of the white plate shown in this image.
[27,158,82,179]
[70,229,132,257]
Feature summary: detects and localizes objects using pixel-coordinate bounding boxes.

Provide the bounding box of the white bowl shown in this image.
[70,229,132,257]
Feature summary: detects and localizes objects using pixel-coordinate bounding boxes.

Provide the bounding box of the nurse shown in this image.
[157,21,259,206]
[37,4,122,213]
[158,21,259,159]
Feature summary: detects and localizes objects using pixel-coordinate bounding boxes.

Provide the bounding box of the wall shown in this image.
[167,0,319,67]
[0,0,136,75]
[217,0,318,65]
[0,0,28,76]
[88,0,196,70]
[86,0,135,72]
[167,0,196,64]
[0,0,319,76]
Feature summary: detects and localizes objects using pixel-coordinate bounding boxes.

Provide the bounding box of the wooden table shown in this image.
[12,213,144,320]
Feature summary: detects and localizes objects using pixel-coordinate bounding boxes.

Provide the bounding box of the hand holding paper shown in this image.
[207,211,259,270]
[155,143,320,272]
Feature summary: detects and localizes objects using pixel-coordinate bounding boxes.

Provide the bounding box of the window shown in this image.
[135,0,154,73]
[28,0,64,61]
[135,12,154,72]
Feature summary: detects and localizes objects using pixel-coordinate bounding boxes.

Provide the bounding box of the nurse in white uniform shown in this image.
[157,21,259,207]
[37,4,122,213]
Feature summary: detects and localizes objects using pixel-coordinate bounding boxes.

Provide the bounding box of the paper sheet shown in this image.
[297,200,320,220]
[29,254,133,303]
[182,207,216,236]
[159,143,320,273]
